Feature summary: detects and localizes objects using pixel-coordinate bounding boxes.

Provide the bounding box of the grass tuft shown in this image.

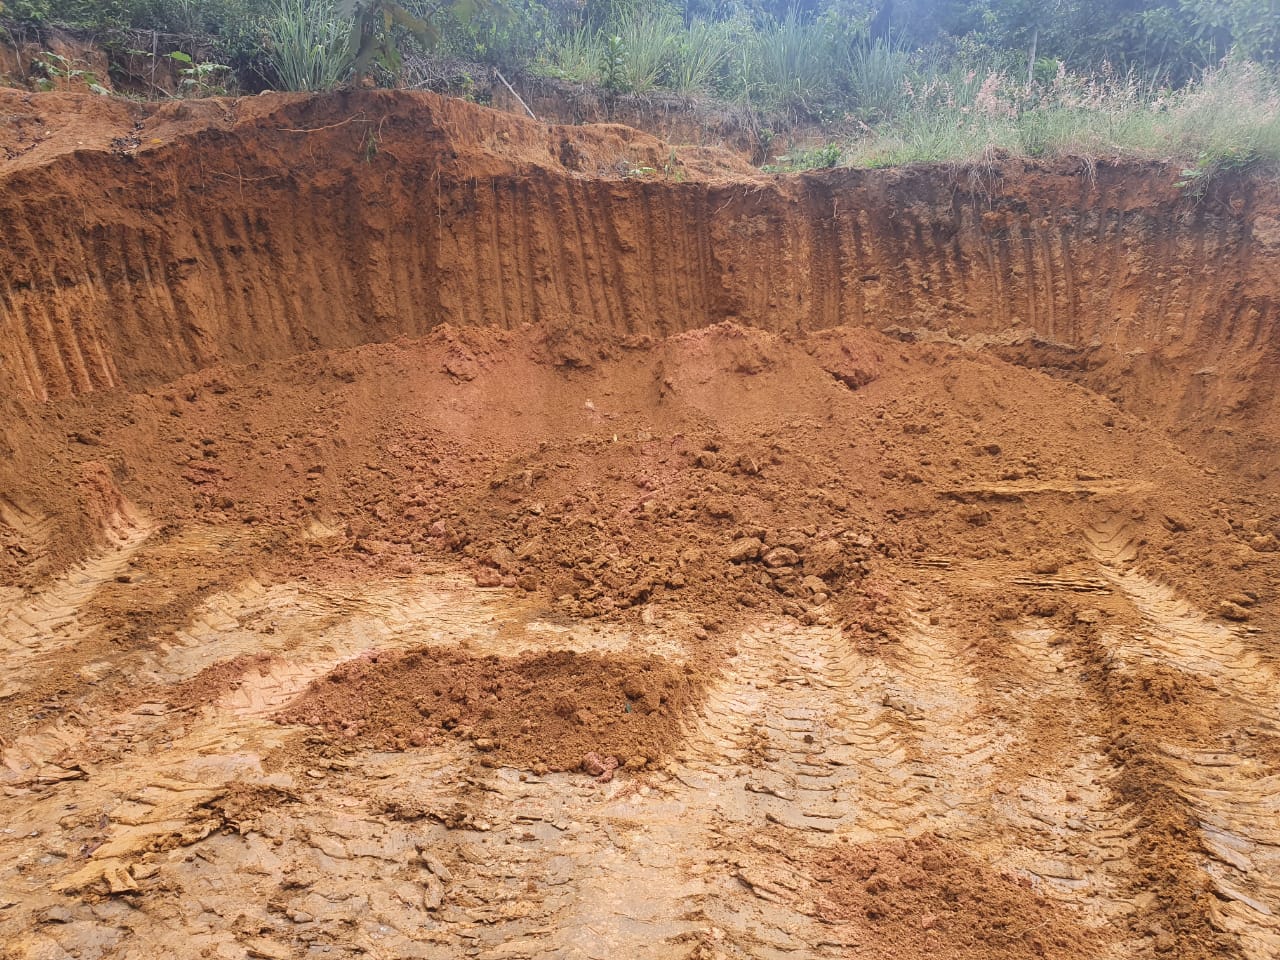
[848,35,913,121]
[265,0,350,92]
[747,9,832,113]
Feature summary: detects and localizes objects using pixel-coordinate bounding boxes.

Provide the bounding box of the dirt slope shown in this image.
[1,91,1279,960]
[2,90,1279,465]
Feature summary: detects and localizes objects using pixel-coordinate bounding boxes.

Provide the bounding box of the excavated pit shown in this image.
[2,89,1280,960]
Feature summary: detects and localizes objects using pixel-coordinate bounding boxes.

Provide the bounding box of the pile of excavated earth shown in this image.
[1,88,1279,960]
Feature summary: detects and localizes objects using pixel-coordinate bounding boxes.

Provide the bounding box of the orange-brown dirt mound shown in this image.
[809,835,1104,959]
[277,646,704,771]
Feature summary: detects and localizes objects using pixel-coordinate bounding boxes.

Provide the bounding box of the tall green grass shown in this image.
[535,12,1279,178]
[841,59,1280,174]
[1163,59,1280,171]
[617,10,677,93]
[669,18,732,94]
[265,0,349,92]
[543,24,603,85]
[747,9,831,111]
[848,35,913,121]
[540,11,733,96]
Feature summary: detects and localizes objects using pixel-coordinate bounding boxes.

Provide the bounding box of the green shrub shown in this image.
[1162,59,1280,168]
[414,0,554,67]
[762,140,843,172]
[839,58,1280,175]
[2,0,52,24]
[599,32,625,93]
[541,13,729,96]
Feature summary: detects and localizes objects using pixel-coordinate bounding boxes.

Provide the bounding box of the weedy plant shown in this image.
[543,24,603,85]
[1162,59,1280,180]
[616,10,676,94]
[763,140,843,172]
[663,148,685,181]
[848,34,913,121]
[32,51,110,94]
[599,34,627,95]
[333,0,499,85]
[337,0,436,83]
[837,57,1280,179]
[360,124,381,161]
[169,51,233,96]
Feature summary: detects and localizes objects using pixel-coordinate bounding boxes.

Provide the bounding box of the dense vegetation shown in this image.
[2,0,1278,173]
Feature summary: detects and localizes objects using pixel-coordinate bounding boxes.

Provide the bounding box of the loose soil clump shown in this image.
[278,646,704,771]
[811,835,1105,960]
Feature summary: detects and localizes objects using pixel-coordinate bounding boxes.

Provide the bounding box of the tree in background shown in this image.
[856,0,1271,73]
[1185,0,1280,62]
[338,0,436,82]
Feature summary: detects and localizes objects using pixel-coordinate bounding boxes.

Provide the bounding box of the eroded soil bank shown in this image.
[1,90,1279,960]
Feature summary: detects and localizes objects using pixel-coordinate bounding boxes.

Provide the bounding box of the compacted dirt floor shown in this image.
[2,91,1280,960]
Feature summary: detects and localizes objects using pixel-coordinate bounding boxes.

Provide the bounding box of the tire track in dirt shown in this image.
[859,604,1010,841]
[363,616,981,959]
[0,524,264,784]
[0,557,1207,958]
[1087,516,1278,712]
[995,625,1140,923]
[0,510,151,702]
[676,608,1007,849]
[0,570,517,787]
[1084,514,1279,958]
[0,495,56,572]
[867,589,1145,954]
[501,593,1141,957]
[0,608,471,956]
[0,572,704,960]
[1163,743,1280,958]
[3,551,604,787]
[449,621,864,959]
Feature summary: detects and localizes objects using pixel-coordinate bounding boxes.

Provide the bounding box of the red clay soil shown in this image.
[162,652,277,711]
[2,88,1280,476]
[1,89,1279,603]
[6,315,1265,638]
[1,90,1279,960]
[277,646,703,771]
[809,835,1106,960]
